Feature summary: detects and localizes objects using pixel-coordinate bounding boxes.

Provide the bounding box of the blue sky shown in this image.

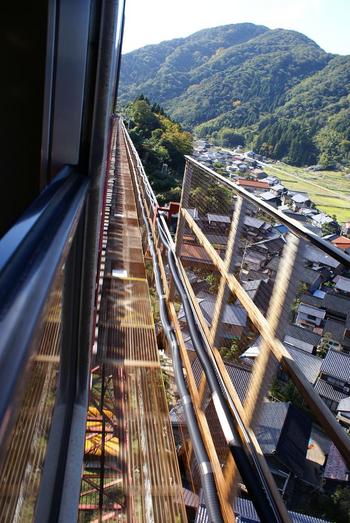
[122,0,350,55]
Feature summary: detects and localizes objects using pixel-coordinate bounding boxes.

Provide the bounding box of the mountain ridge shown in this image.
[119,23,350,166]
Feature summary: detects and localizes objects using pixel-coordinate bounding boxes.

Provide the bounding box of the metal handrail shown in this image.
[185,156,350,268]
[0,167,89,452]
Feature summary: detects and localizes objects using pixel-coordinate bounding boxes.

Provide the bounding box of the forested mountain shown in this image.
[119,24,350,166]
[124,97,192,204]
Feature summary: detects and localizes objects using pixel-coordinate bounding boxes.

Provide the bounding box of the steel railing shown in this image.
[123,119,350,523]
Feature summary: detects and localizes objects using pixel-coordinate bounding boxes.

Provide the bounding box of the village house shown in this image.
[284,323,321,354]
[295,302,326,329]
[243,249,267,271]
[235,178,270,193]
[323,318,350,352]
[333,275,350,295]
[177,294,247,344]
[303,244,342,274]
[290,193,312,211]
[314,350,350,412]
[336,397,350,428]
[206,213,231,233]
[260,191,281,208]
[331,235,350,251]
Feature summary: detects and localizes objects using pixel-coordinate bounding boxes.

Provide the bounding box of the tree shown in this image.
[316,332,331,358]
[321,215,340,236]
[331,486,350,523]
[220,339,240,363]
[216,127,245,147]
[189,184,232,215]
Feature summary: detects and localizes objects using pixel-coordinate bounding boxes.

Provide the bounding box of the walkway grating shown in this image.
[78,123,186,522]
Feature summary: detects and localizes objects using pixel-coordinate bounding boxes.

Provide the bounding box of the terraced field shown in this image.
[263,162,350,223]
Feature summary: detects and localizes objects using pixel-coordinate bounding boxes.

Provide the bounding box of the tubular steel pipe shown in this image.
[156,221,287,523]
[132,143,224,523]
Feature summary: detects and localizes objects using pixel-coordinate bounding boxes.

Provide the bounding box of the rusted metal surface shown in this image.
[78,124,186,522]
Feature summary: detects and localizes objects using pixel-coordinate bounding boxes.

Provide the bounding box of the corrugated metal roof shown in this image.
[236,179,269,189]
[320,350,350,382]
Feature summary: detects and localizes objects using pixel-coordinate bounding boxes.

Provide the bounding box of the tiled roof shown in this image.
[320,350,350,382]
[236,179,269,189]
[323,319,346,343]
[285,324,321,347]
[303,244,340,268]
[199,299,247,327]
[334,275,350,293]
[255,402,289,454]
[207,213,230,223]
[191,356,251,404]
[261,191,279,201]
[323,292,350,316]
[241,338,322,384]
[298,303,326,319]
[300,294,323,308]
[337,396,350,413]
[314,378,348,402]
[195,494,331,522]
[299,268,322,286]
[323,442,349,482]
[312,213,333,225]
[292,193,310,203]
[284,346,322,385]
[244,216,265,229]
[253,236,286,254]
[255,402,312,476]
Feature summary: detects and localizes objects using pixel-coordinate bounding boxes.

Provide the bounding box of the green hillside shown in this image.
[119,24,350,167]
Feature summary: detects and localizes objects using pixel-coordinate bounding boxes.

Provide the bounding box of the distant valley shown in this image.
[119,23,350,168]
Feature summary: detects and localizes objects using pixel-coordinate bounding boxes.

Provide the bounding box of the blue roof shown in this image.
[274,224,289,234]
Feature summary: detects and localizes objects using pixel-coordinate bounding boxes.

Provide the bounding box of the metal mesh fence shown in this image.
[124,116,350,523]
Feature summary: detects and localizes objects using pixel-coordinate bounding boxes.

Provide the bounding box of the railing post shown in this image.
[244,234,303,428]
[210,196,247,347]
[168,160,193,300]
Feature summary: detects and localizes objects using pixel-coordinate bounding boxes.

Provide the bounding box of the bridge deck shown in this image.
[78,124,186,522]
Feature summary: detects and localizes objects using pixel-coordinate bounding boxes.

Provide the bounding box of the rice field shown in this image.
[263,163,350,223]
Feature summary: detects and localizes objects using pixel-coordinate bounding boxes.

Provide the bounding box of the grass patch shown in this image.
[264,163,350,222]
